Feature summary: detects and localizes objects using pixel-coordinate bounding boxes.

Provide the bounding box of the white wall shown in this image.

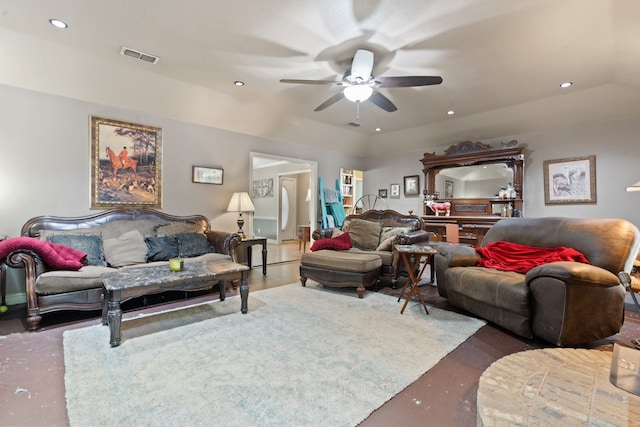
[364,115,640,227]
[0,84,364,301]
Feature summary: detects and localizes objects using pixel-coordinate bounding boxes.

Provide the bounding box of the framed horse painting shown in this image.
[90,116,162,208]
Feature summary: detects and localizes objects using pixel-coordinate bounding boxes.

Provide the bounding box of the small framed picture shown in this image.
[444,180,454,199]
[390,183,400,199]
[378,189,388,198]
[403,175,420,196]
[192,166,224,185]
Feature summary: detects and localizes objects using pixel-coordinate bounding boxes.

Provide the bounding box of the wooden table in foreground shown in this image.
[101,260,250,347]
[478,348,640,426]
[395,244,438,315]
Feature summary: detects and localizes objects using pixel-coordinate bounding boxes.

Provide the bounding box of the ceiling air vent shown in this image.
[120,47,159,64]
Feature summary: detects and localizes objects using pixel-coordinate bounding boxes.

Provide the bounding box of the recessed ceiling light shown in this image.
[560,81,572,88]
[447,110,455,116]
[234,81,245,86]
[375,127,381,132]
[49,19,68,29]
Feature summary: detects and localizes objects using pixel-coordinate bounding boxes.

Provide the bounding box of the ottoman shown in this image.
[299,250,382,298]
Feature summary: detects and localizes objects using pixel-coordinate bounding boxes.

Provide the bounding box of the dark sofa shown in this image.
[434,216,640,346]
[5,208,240,330]
[309,209,433,286]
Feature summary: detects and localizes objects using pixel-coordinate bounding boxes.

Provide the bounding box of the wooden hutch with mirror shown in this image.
[420,141,524,246]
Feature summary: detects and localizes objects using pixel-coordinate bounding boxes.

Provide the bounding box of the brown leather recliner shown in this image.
[434,217,640,346]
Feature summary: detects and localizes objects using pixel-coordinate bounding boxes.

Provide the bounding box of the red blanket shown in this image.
[476,241,590,274]
[0,237,87,270]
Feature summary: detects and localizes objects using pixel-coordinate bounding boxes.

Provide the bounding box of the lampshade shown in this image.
[226,192,255,212]
[344,85,372,102]
[305,188,311,202]
[626,181,640,192]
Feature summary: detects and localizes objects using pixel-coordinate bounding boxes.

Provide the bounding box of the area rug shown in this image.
[63,284,486,427]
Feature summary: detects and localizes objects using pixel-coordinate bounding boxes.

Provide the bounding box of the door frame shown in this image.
[250,152,317,244]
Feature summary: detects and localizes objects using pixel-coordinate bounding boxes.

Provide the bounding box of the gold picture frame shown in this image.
[90,116,162,208]
[543,155,596,204]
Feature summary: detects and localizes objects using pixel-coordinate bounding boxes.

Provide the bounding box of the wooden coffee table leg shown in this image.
[219,280,226,301]
[106,289,123,347]
[240,271,249,314]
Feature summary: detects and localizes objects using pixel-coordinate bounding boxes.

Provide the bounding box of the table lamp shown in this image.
[227,192,255,240]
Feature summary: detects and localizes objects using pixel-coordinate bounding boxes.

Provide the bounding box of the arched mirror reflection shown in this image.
[435,164,514,199]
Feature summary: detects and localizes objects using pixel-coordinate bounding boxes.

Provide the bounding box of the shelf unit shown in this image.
[340,168,354,214]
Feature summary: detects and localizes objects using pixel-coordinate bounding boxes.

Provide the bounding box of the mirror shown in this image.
[435,164,514,199]
[420,141,524,216]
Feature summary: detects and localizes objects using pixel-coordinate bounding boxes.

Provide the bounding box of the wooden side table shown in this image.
[297,225,311,252]
[395,244,438,315]
[236,237,267,275]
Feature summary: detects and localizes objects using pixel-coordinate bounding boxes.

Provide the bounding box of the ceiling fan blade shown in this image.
[314,92,346,111]
[280,79,342,85]
[369,91,398,112]
[375,76,443,88]
[351,49,374,81]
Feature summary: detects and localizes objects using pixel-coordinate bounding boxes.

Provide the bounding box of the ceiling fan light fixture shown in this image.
[344,85,372,102]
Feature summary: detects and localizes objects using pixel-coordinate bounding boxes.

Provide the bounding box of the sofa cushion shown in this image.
[36,265,116,293]
[176,232,213,257]
[156,222,198,236]
[38,228,101,241]
[145,235,180,262]
[348,247,392,266]
[301,250,382,273]
[46,234,106,266]
[310,232,352,251]
[347,219,382,251]
[380,226,411,242]
[102,229,148,267]
[445,266,532,338]
[99,219,161,239]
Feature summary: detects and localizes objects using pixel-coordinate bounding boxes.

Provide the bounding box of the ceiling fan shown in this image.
[280,49,443,112]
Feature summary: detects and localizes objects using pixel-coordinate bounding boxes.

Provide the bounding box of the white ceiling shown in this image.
[1,0,639,157]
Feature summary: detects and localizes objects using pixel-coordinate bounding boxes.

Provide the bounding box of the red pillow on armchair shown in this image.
[310,232,352,251]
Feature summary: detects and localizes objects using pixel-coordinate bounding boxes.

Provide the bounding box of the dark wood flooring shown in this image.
[1,243,639,426]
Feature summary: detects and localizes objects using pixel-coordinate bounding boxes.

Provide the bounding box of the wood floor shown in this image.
[1,241,639,426]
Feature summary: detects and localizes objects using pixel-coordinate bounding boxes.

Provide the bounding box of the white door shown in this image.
[279,177,297,242]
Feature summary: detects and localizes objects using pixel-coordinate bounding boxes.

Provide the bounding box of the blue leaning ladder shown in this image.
[319,176,328,228]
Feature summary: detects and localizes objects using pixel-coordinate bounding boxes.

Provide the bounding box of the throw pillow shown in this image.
[176,232,213,257]
[102,229,148,267]
[46,234,106,266]
[380,226,411,243]
[347,219,382,251]
[155,222,198,237]
[376,236,396,252]
[331,227,344,238]
[99,219,162,239]
[145,235,180,262]
[38,228,101,241]
[310,232,352,251]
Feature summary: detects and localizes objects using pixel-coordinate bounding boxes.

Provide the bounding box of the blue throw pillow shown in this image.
[145,235,180,262]
[46,234,106,266]
[176,232,213,258]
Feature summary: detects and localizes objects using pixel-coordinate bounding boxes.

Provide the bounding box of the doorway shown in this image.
[250,152,317,244]
[279,176,297,241]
